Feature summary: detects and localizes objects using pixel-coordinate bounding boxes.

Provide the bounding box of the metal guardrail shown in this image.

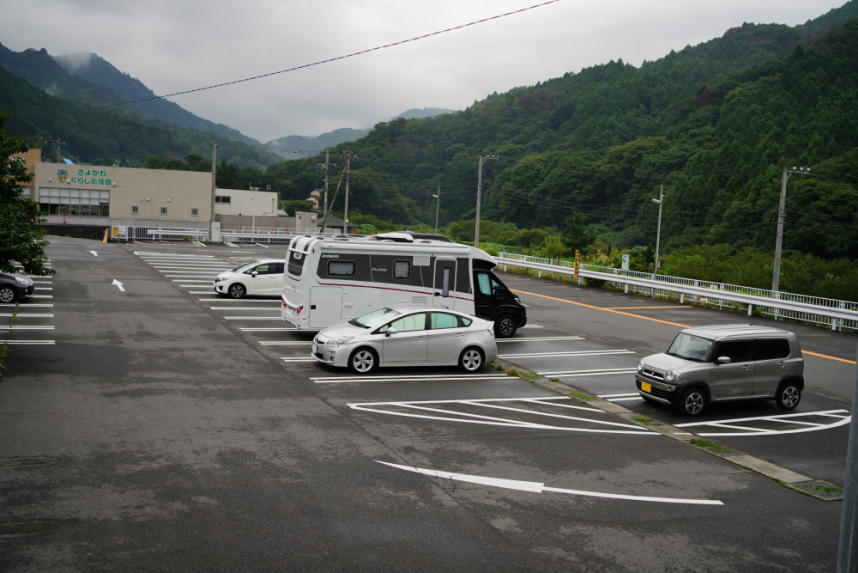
[146,229,208,239]
[497,252,858,332]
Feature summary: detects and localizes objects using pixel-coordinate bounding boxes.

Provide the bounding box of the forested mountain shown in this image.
[239,2,858,260]
[52,52,258,145]
[0,63,285,168]
[394,107,457,120]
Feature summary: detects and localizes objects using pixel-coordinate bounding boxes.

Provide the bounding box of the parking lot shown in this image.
[0,236,851,572]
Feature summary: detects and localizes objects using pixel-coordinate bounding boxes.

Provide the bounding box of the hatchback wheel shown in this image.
[459,347,483,372]
[495,314,517,338]
[349,348,378,374]
[228,284,246,299]
[0,287,15,304]
[678,388,707,416]
[776,382,801,410]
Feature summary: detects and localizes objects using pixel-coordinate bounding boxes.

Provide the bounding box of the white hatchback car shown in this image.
[214,259,285,298]
[312,306,498,374]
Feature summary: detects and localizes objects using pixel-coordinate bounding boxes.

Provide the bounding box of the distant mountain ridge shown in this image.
[265,107,457,159]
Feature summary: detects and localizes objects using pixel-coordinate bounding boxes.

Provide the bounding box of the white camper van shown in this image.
[280,232,528,337]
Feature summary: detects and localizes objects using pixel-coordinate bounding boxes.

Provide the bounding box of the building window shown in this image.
[191,208,199,216]
[38,188,109,217]
[215,196,231,204]
[131,205,139,214]
[160,207,168,215]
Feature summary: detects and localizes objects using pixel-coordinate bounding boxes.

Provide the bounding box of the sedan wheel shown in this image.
[679,388,706,416]
[349,348,378,374]
[228,284,246,299]
[459,348,483,372]
[776,383,801,410]
[495,315,517,338]
[0,287,15,303]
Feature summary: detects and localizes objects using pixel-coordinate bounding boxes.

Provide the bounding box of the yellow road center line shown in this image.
[511,289,691,329]
[804,351,856,365]
[513,289,857,365]
[604,306,692,310]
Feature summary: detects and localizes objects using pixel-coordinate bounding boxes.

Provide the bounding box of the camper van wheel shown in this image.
[495,315,517,338]
[459,347,484,372]
[228,284,246,299]
[349,348,378,374]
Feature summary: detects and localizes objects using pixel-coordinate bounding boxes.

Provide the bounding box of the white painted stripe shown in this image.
[223,317,282,320]
[316,375,511,384]
[607,397,644,402]
[32,295,53,298]
[453,401,640,429]
[225,242,239,248]
[281,358,315,362]
[210,307,280,310]
[598,392,640,398]
[198,298,275,302]
[241,328,295,332]
[503,350,633,359]
[539,368,638,376]
[0,340,56,345]
[377,462,718,505]
[520,325,544,329]
[677,410,850,427]
[0,326,54,330]
[188,291,215,294]
[259,341,311,345]
[162,273,220,276]
[136,253,216,257]
[0,314,54,317]
[31,281,53,284]
[34,287,52,291]
[255,243,269,248]
[0,304,53,307]
[351,396,572,407]
[315,373,507,381]
[496,336,585,343]
[676,410,852,437]
[171,280,212,283]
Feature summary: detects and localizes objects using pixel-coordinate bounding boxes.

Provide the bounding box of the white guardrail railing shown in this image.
[497,252,858,332]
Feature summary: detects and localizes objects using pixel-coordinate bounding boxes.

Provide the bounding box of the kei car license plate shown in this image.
[641,381,652,393]
[311,344,317,354]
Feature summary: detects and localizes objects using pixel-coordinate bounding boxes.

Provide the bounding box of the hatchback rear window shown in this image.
[287,251,305,277]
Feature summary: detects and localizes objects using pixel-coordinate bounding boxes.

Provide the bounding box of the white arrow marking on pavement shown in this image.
[376,461,724,506]
[90,250,98,256]
[112,279,125,292]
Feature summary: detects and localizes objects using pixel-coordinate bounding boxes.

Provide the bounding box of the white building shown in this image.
[214,188,278,217]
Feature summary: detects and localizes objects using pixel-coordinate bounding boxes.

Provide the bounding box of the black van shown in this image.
[472,263,527,338]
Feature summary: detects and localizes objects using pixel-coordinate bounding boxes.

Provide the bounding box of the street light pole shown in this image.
[651,186,665,299]
[433,186,440,234]
[475,154,499,246]
[209,139,217,241]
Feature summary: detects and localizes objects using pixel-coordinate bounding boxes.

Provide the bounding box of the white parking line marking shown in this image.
[193,241,206,247]
[0,314,54,317]
[538,368,638,377]
[282,357,315,362]
[255,243,269,248]
[1,304,53,307]
[31,281,52,284]
[377,462,723,505]
[34,287,52,291]
[598,392,639,398]
[675,410,852,437]
[223,317,282,320]
[136,253,216,257]
[172,280,212,283]
[0,340,56,345]
[316,375,511,384]
[188,291,214,294]
[521,325,544,329]
[501,350,635,359]
[259,341,311,345]
[607,397,644,402]
[32,295,53,298]
[210,307,280,310]
[224,242,239,248]
[0,326,54,330]
[198,298,276,302]
[240,328,295,332]
[497,336,585,343]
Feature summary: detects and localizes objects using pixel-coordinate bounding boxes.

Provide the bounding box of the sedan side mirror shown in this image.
[251,271,258,277]
[717,356,731,364]
[386,327,398,337]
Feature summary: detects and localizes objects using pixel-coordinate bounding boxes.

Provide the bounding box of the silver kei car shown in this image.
[636,324,805,416]
[312,306,498,374]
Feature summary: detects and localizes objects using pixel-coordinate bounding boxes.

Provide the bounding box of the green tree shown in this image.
[0,116,53,275]
[542,235,567,264]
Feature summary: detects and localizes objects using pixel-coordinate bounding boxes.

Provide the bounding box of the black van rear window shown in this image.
[287,251,306,277]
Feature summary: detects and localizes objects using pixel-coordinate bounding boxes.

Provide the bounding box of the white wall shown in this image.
[215,188,278,217]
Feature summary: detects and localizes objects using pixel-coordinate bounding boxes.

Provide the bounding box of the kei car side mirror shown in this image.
[386,327,398,337]
[717,356,731,364]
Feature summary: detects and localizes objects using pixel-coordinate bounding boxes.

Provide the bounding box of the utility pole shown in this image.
[209,138,217,242]
[652,185,664,298]
[838,341,858,572]
[249,182,257,235]
[433,186,440,234]
[475,154,499,246]
[341,150,357,234]
[772,165,811,293]
[310,150,336,233]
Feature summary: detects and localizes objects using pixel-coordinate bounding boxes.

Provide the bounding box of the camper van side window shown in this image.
[393,260,410,279]
[328,261,356,276]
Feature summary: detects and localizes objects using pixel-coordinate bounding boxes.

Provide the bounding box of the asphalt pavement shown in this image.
[0,237,849,572]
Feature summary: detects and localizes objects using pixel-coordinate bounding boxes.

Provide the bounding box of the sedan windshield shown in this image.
[351,307,400,329]
[666,333,713,362]
[231,261,260,273]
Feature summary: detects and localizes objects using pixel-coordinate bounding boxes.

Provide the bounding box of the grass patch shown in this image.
[488,360,504,370]
[567,390,596,402]
[518,371,541,381]
[631,415,661,426]
[689,439,732,454]
[507,369,520,377]
[812,484,843,495]
[549,377,560,382]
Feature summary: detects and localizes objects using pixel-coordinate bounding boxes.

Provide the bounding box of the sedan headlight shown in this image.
[665,369,680,383]
[331,336,354,346]
[15,276,30,285]
[637,359,645,372]
[214,276,228,282]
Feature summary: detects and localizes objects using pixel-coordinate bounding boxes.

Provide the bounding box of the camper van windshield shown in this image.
[351,307,400,329]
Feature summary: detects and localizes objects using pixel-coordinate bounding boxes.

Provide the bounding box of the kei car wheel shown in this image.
[458,347,484,372]
[0,287,15,303]
[678,388,707,416]
[776,382,801,410]
[348,348,378,374]
[228,284,246,299]
[495,314,517,338]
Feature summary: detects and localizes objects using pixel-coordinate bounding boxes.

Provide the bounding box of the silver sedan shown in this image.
[311,306,498,374]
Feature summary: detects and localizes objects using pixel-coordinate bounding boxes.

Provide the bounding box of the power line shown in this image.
[9,0,562,120]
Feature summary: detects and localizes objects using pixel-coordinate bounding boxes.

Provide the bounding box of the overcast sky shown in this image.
[0,0,845,143]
